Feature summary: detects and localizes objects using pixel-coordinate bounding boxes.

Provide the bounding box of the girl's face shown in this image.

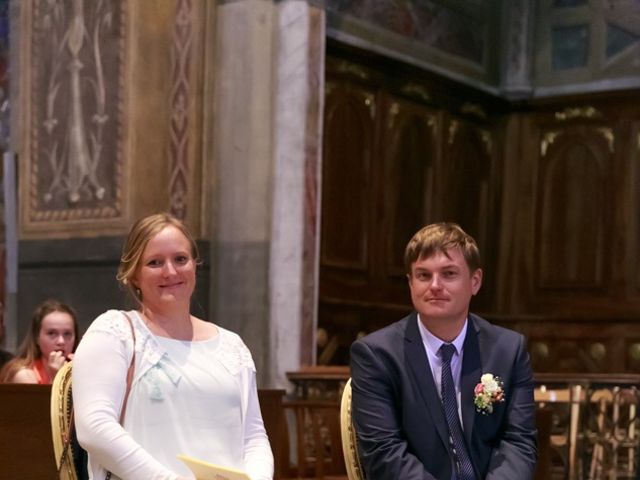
[37,311,75,360]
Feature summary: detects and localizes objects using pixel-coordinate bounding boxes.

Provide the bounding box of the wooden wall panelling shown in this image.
[320,49,507,363]
[437,112,502,312]
[537,127,610,289]
[321,79,375,280]
[489,315,640,374]
[532,114,616,313]
[629,121,640,300]
[378,93,438,282]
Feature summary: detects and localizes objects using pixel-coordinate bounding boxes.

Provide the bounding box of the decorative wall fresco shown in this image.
[326,0,491,65]
[537,0,640,90]
[0,0,9,151]
[168,0,193,221]
[29,0,124,221]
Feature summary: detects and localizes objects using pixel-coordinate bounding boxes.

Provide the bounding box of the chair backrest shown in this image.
[340,378,365,480]
[587,386,640,479]
[51,361,79,480]
[282,397,346,478]
[534,384,584,480]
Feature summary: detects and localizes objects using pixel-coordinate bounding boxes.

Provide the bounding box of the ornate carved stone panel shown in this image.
[22,0,126,231]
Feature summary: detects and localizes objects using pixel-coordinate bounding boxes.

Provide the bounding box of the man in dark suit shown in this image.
[350,223,537,479]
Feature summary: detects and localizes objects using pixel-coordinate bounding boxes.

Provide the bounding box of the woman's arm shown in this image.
[10,367,38,383]
[242,371,274,480]
[73,313,182,480]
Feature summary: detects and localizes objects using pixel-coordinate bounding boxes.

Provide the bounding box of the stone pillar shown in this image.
[500,0,534,100]
[209,0,324,388]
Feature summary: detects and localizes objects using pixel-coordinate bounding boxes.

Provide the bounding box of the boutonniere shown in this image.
[474,373,505,414]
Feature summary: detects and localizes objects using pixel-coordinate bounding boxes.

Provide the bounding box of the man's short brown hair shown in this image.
[404,222,481,274]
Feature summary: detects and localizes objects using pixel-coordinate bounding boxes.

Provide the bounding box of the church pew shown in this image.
[0,383,286,479]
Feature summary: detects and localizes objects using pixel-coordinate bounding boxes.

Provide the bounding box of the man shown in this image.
[350,223,537,479]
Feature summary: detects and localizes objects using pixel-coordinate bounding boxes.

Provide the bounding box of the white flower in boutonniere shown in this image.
[474,373,505,415]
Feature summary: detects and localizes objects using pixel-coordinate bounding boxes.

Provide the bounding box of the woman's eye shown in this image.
[147,259,162,267]
[175,255,189,264]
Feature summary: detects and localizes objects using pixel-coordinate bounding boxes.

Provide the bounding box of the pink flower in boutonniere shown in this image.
[474,373,505,414]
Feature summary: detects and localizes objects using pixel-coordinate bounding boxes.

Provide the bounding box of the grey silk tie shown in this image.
[440,343,476,480]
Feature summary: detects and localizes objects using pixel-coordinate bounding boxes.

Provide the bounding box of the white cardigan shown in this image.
[72,309,274,480]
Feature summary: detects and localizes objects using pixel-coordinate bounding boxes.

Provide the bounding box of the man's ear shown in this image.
[471,268,483,295]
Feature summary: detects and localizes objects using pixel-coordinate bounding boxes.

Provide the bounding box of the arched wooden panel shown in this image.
[321,82,375,273]
[537,133,607,289]
[442,120,492,251]
[381,98,437,278]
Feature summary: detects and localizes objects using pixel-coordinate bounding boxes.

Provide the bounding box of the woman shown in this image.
[72,213,273,480]
[0,299,78,383]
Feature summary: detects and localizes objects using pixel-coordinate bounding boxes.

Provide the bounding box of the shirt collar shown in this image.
[417,314,468,357]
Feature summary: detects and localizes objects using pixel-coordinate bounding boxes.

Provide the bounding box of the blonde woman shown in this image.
[72,213,273,480]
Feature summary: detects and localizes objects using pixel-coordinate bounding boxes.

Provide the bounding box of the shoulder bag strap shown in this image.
[119,311,137,424]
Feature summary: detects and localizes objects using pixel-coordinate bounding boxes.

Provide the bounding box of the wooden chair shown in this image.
[587,386,640,479]
[281,397,347,479]
[534,384,584,479]
[51,361,81,480]
[339,378,365,480]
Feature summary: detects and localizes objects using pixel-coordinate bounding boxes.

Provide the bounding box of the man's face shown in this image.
[408,247,482,324]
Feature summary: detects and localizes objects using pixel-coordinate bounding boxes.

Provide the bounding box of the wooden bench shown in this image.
[0,384,286,479]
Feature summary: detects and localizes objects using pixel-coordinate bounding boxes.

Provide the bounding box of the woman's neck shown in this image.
[140,306,194,340]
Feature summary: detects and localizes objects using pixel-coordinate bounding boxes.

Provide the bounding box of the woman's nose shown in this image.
[163,261,177,275]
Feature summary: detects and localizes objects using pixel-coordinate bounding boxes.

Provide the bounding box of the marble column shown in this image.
[209,0,324,388]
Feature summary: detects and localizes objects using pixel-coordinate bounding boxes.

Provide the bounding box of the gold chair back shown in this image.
[50,361,78,480]
[340,378,365,480]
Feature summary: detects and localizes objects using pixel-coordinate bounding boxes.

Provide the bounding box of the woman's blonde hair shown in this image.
[0,299,79,383]
[116,213,200,301]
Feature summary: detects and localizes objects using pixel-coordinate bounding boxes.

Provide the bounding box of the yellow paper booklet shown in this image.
[177,454,250,480]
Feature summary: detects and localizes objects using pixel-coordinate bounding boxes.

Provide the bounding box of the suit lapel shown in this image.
[461,316,482,445]
[404,315,450,448]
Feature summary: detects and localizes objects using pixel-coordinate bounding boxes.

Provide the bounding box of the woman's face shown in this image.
[133,225,196,310]
[38,311,76,360]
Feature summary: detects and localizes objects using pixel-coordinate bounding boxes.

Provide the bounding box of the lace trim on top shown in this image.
[84,310,256,376]
[214,326,256,375]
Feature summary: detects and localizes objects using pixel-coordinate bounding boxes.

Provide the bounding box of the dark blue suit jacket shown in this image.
[350,313,537,479]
